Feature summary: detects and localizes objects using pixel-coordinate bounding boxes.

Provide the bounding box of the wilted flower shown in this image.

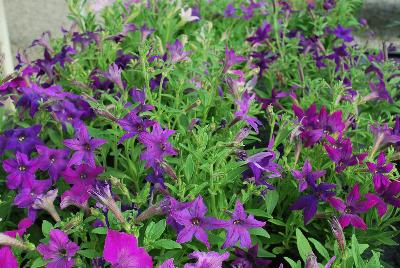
[184,251,229,268]
[306,252,336,268]
[103,229,152,268]
[101,63,124,89]
[33,189,61,222]
[37,229,79,268]
[329,216,346,252]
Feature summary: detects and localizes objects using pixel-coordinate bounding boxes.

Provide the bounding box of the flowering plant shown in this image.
[0,0,399,267]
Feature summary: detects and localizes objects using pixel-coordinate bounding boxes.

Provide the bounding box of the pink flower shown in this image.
[103,229,152,268]
[0,247,18,268]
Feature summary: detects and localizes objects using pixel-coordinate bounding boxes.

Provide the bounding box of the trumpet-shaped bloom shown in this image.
[3,152,40,189]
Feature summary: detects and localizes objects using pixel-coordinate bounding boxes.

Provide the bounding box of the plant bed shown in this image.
[0,0,400,267]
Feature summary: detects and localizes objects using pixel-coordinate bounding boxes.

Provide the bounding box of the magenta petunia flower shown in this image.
[366,180,400,217]
[329,184,377,230]
[172,196,225,249]
[221,200,265,249]
[62,164,104,186]
[36,145,69,181]
[159,258,176,268]
[118,109,155,143]
[0,247,18,268]
[234,91,262,133]
[103,229,152,268]
[4,124,42,154]
[291,160,326,192]
[37,229,79,268]
[183,251,230,268]
[139,122,177,173]
[366,151,393,190]
[2,152,40,189]
[64,124,107,167]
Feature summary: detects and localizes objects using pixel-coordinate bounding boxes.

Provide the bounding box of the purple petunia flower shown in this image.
[221,200,265,249]
[224,4,237,18]
[366,151,393,190]
[139,122,177,173]
[329,184,376,230]
[223,46,246,73]
[108,23,137,43]
[167,39,192,63]
[159,258,176,268]
[140,24,155,42]
[366,180,400,217]
[291,181,336,224]
[246,21,271,45]
[0,247,18,268]
[3,152,40,189]
[118,109,155,143]
[4,124,42,155]
[37,229,79,268]
[370,121,400,155]
[323,0,336,10]
[324,137,367,173]
[36,145,69,181]
[291,160,326,192]
[64,124,107,167]
[13,179,51,209]
[333,25,353,42]
[233,91,262,133]
[172,196,225,249]
[245,150,282,189]
[103,229,152,268]
[232,244,272,267]
[101,63,124,89]
[184,251,230,268]
[256,88,296,110]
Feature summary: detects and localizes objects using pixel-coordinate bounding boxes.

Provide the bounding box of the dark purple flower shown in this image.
[3,152,40,189]
[291,181,336,224]
[366,151,393,189]
[4,124,42,154]
[36,145,69,181]
[72,31,101,51]
[184,251,229,268]
[234,91,262,133]
[246,21,271,45]
[118,109,155,143]
[221,200,265,249]
[292,160,326,192]
[366,180,400,217]
[256,88,295,110]
[139,123,177,173]
[108,23,137,43]
[324,138,367,173]
[114,50,136,70]
[232,244,272,268]
[365,80,393,103]
[329,184,376,230]
[167,39,192,63]
[246,151,282,185]
[37,229,79,268]
[333,25,353,42]
[64,124,107,167]
[172,196,225,249]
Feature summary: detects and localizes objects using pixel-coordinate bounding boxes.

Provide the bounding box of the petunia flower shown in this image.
[139,123,177,173]
[180,8,199,22]
[221,200,265,249]
[370,122,400,157]
[140,24,155,42]
[366,151,393,189]
[291,181,336,224]
[0,247,18,268]
[329,184,377,230]
[118,109,155,143]
[61,184,91,210]
[231,244,272,267]
[101,63,124,89]
[4,124,42,154]
[292,160,326,192]
[233,91,262,133]
[306,252,336,268]
[62,164,104,187]
[3,152,40,189]
[108,23,137,43]
[324,138,367,173]
[333,25,353,42]
[246,21,271,45]
[184,251,230,268]
[172,196,225,249]
[37,229,79,268]
[223,46,246,73]
[36,145,69,181]
[167,39,192,63]
[224,4,237,18]
[366,180,400,217]
[64,124,107,167]
[103,229,152,268]
[13,179,51,209]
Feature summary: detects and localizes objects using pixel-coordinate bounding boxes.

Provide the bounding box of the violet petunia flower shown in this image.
[0,247,18,268]
[366,151,393,189]
[3,152,40,189]
[184,251,230,268]
[140,24,155,42]
[292,160,326,192]
[139,123,177,173]
[118,109,155,143]
[246,21,271,45]
[37,229,79,268]
[172,196,225,249]
[324,138,368,173]
[223,46,245,73]
[333,25,353,42]
[221,200,265,249]
[64,124,107,167]
[231,244,272,267]
[36,145,69,181]
[108,23,137,43]
[291,181,336,224]
[103,229,152,268]
[370,121,400,154]
[233,91,262,133]
[4,124,42,154]
[167,39,192,63]
[329,184,376,230]
[13,179,51,209]
[101,63,124,89]
[62,164,104,186]
[224,4,237,18]
[366,180,400,217]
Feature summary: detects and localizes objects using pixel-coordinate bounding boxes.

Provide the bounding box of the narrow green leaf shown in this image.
[296,228,313,261]
[42,220,53,237]
[154,239,182,249]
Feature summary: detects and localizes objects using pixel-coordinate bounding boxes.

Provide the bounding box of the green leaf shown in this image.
[249,228,270,238]
[42,220,53,237]
[266,190,279,215]
[308,238,330,261]
[184,154,195,180]
[91,227,107,235]
[154,239,182,249]
[296,228,313,261]
[284,257,302,268]
[152,219,166,240]
[78,249,100,258]
[31,257,46,268]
